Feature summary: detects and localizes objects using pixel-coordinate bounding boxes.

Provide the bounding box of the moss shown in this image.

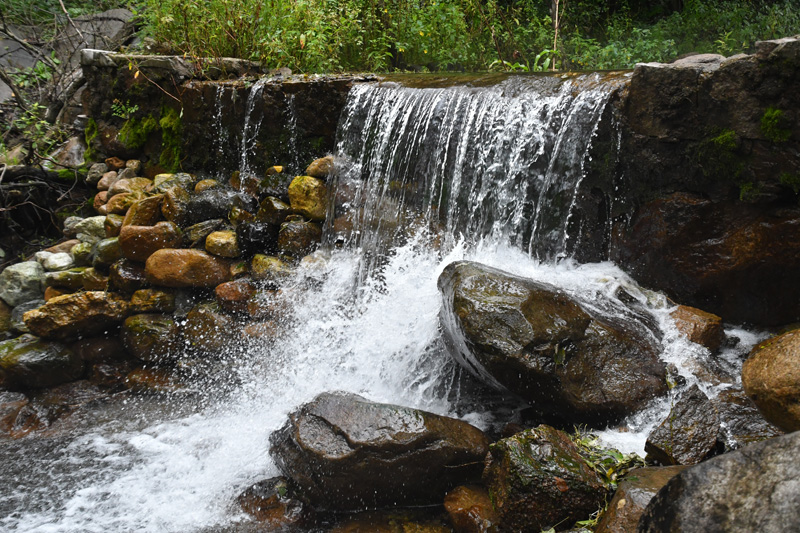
[738,181,762,202]
[56,169,77,182]
[710,129,737,149]
[118,114,159,150]
[761,107,791,143]
[696,128,747,196]
[84,118,99,163]
[159,106,183,172]
[780,171,800,194]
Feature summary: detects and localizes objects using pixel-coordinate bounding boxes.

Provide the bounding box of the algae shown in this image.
[119,114,159,150]
[159,106,183,172]
[760,107,791,143]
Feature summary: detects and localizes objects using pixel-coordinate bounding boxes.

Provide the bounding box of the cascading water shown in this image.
[1,74,765,532]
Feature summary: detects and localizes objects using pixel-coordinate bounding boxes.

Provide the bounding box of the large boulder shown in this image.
[145,249,231,288]
[119,221,183,262]
[483,425,607,532]
[669,305,725,352]
[438,261,667,425]
[288,176,327,221]
[23,291,129,341]
[121,314,182,362]
[712,387,783,449]
[0,334,83,390]
[0,261,45,307]
[638,430,800,532]
[269,391,488,510]
[742,328,800,432]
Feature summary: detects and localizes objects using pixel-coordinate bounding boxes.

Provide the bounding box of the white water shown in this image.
[1,74,766,531]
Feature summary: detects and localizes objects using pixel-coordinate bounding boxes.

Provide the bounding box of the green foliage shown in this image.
[84,117,99,163]
[13,102,66,157]
[696,128,745,184]
[761,107,791,143]
[118,114,158,150]
[571,430,646,490]
[158,106,183,172]
[780,172,800,194]
[111,99,140,120]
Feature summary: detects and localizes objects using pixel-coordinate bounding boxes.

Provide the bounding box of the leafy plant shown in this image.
[111,99,140,120]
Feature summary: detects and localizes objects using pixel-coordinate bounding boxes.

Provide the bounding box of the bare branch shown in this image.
[56,0,87,45]
[0,66,28,111]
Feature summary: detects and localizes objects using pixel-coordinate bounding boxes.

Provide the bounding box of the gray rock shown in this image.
[0,262,45,307]
[62,216,84,237]
[638,431,800,533]
[10,300,45,333]
[74,216,108,244]
[86,162,108,185]
[41,253,76,272]
[0,334,84,390]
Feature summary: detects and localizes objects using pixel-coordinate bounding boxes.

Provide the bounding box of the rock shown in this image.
[86,162,108,185]
[109,259,148,293]
[71,337,127,364]
[126,159,142,173]
[104,156,125,171]
[96,170,118,191]
[88,360,136,391]
[82,267,109,291]
[259,169,293,202]
[9,300,44,334]
[125,367,182,393]
[270,391,489,510]
[0,391,30,436]
[712,387,783,450]
[305,155,335,179]
[742,329,800,432]
[122,195,163,227]
[70,242,94,265]
[670,305,725,352]
[44,287,68,301]
[183,219,226,247]
[256,196,292,225]
[331,510,452,533]
[161,185,191,224]
[638,430,800,532]
[106,192,141,215]
[483,425,607,533]
[93,190,109,212]
[278,220,322,256]
[181,301,234,353]
[205,230,240,258]
[74,216,108,244]
[119,221,183,262]
[145,249,232,288]
[129,289,176,314]
[23,291,129,341]
[28,380,107,426]
[121,314,182,362]
[186,188,241,225]
[235,221,279,256]
[645,384,721,465]
[44,268,88,290]
[0,334,83,390]
[438,261,667,425]
[0,300,11,337]
[444,485,498,533]
[104,213,124,237]
[152,172,195,194]
[44,239,81,255]
[62,216,84,238]
[108,177,152,197]
[215,279,255,313]
[236,477,312,528]
[116,167,137,182]
[594,466,686,533]
[0,261,44,307]
[251,255,293,284]
[41,253,75,272]
[93,237,121,268]
[194,179,218,193]
[288,176,328,221]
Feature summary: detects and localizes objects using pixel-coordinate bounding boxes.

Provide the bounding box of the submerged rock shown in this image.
[645,385,720,465]
[638,430,800,532]
[438,261,667,425]
[237,477,312,528]
[270,391,488,510]
[483,425,607,532]
[0,334,83,390]
[23,291,129,341]
[444,485,498,533]
[742,329,800,432]
[181,301,234,354]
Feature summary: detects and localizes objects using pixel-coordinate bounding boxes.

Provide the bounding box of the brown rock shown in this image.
[71,337,127,364]
[125,367,182,393]
[742,329,800,432]
[122,195,163,227]
[145,249,232,288]
[288,176,327,221]
[23,291,129,341]
[93,191,109,212]
[205,230,240,258]
[44,239,81,255]
[108,177,153,197]
[161,185,190,225]
[106,192,140,215]
[44,286,69,301]
[88,360,136,391]
[256,196,292,225]
[97,170,118,191]
[109,259,148,293]
[237,477,312,528]
[194,179,218,193]
[96,204,108,215]
[121,314,182,362]
[129,289,176,314]
[104,214,124,237]
[595,466,687,533]
[444,485,498,533]
[82,267,109,291]
[105,156,126,171]
[242,320,281,341]
[670,305,725,352]
[119,221,182,262]
[182,301,234,353]
[251,255,293,283]
[278,220,322,256]
[305,155,334,179]
[215,279,256,313]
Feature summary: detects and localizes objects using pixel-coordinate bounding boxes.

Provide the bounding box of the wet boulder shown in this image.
[73,216,107,243]
[183,219,225,247]
[288,176,327,221]
[742,328,800,432]
[93,237,121,268]
[712,386,783,450]
[278,219,322,257]
[205,230,240,258]
[121,314,182,362]
[645,385,721,465]
[145,249,232,288]
[256,196,292,225]
[119,221,183,262]
[251,255,293,285]
[270,391,489,510]
[670,305,725,353]
[9,300,45,334]
[161,185,191,225]
[185,188,241,224]
[438,261,667,425]
[23,291,129,341]
[594,466,686,533]
[44,268,88,291]
[444,485,498,533]
[215,279,256,313]
[129,289,176,314]
[305,155,335,179]
[109,259,148,293]
[181,301,235,354]
[638,430,800,532]
[237,477,313,529]
[0,261,45,307]
[122,194,163,227]
[235,221,279,256]
[0,334,83,390]
[483,425,607,532]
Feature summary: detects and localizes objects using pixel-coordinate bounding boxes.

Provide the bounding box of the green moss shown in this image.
[780,171,800,194]
[119,114,159,150]
[696,128,747,196]
[738,181,762,202]
[761,107,791,143]
[159,106,183,172]
[84,118,99,163]
[56,169,77,182]
[710,129,737,149]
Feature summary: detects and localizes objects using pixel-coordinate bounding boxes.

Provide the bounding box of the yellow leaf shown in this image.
[134,70,140,79]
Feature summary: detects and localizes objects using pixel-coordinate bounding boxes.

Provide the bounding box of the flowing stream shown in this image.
[0,73,764,532]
